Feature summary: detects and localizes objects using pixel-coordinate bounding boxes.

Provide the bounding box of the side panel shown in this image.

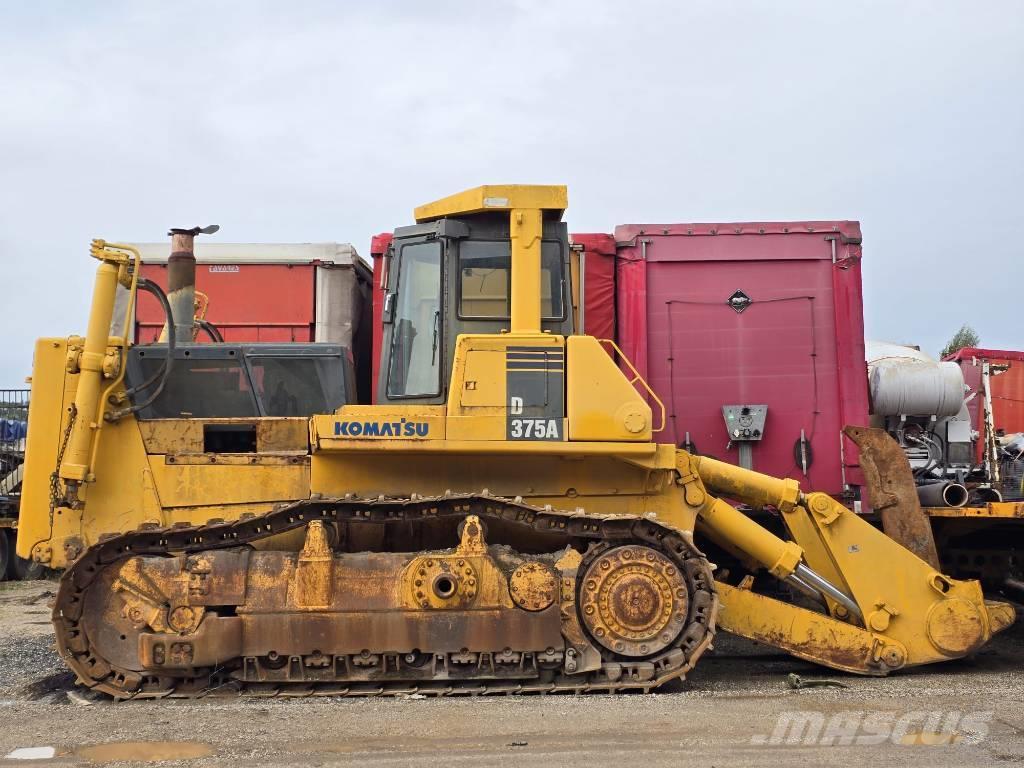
[567,335,652,442]
[310,451,692,526]
[147,463,310,508]
[314,265,360,348]
[16,339,74,558]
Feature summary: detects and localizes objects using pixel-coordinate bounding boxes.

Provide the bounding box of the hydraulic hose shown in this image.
[198,319,224,343]
[107,279,175,419]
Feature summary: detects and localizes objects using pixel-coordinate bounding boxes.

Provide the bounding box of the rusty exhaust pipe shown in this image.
[161,225,219,343]
[916,481,969,508]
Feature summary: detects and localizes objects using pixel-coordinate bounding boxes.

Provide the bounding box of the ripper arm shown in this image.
[678,452,1014,675]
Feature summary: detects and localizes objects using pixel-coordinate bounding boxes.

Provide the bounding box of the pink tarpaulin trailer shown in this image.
[610,222,869,496]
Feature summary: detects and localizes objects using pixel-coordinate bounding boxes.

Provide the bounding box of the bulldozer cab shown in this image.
[377,205,574,405]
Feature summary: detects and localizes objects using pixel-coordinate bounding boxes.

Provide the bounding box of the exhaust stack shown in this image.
[162,225,219,343]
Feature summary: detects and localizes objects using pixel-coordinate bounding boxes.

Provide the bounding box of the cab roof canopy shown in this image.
[414,185,567,223]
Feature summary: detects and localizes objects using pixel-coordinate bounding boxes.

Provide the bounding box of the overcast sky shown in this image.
[1,1,1021,388]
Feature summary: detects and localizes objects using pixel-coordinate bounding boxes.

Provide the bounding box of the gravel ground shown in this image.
[1,580,1023,767]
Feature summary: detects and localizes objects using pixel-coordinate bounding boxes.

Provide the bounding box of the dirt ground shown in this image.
[2,580,1023,767]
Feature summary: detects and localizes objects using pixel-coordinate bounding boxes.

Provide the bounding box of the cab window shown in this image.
[248,357,344,416]
[133,357,257,418]
[458,240,564,320]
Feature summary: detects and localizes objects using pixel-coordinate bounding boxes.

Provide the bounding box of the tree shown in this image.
[940,324,980,359]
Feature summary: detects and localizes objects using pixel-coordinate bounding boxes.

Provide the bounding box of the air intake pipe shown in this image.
[916,481,969,508]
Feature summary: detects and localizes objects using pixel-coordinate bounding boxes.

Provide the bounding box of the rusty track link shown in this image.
[53,493,717,699]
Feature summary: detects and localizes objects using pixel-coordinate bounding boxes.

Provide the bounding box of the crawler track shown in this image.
[54,493,717,698]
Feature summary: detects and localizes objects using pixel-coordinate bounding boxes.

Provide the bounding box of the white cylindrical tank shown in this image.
[866,340,966,418]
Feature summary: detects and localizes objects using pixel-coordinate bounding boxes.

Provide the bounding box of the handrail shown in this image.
[596,338,667,433]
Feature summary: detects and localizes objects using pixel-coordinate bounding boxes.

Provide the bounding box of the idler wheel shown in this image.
[578,545,688,657]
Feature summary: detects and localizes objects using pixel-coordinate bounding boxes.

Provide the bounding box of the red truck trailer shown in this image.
[132,241,373,399]
[947,347,1024,450]
[946,347,1024,501]
[574,222,868,498]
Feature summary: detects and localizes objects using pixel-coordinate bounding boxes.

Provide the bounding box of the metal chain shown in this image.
[47,404,77,529]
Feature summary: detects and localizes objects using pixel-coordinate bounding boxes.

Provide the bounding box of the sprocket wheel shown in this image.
[578,544,689,658]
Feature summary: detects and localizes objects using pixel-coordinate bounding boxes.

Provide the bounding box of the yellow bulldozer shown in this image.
[16,185,1015,698]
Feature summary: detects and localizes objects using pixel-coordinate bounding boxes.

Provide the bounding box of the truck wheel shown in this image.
[4,533,44,580]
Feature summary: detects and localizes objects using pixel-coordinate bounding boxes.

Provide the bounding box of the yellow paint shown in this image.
[60,242,140,484]
[149,462,309,508]
[315,436,658,456]
[694,452,1014,670]
[567,335,652,442]
[446,334,563,441]
[923,502,1024,518]
[256,419,310,452]
[321,405,447,442]
[16,338,74,559]
[413,184,567,222]
[138,418,309,455]
[716,582,906,675]
[509,206,543,333]
[59,256,121,482]
[693,454,800,512]
[311,450,693,530]
[137,419,204,454]
[459,350,505,408]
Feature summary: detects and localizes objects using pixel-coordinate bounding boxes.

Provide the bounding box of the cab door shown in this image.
[379,236,444,404]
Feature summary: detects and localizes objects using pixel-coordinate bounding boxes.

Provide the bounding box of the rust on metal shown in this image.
[53,494,718,698]
[292,521,333,609]
[844,425,941,568]
[509,562,558,611]
[925,502,1024,519]
[715,581,900,676]
[256,418,310,453]
[578,545,690,657]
